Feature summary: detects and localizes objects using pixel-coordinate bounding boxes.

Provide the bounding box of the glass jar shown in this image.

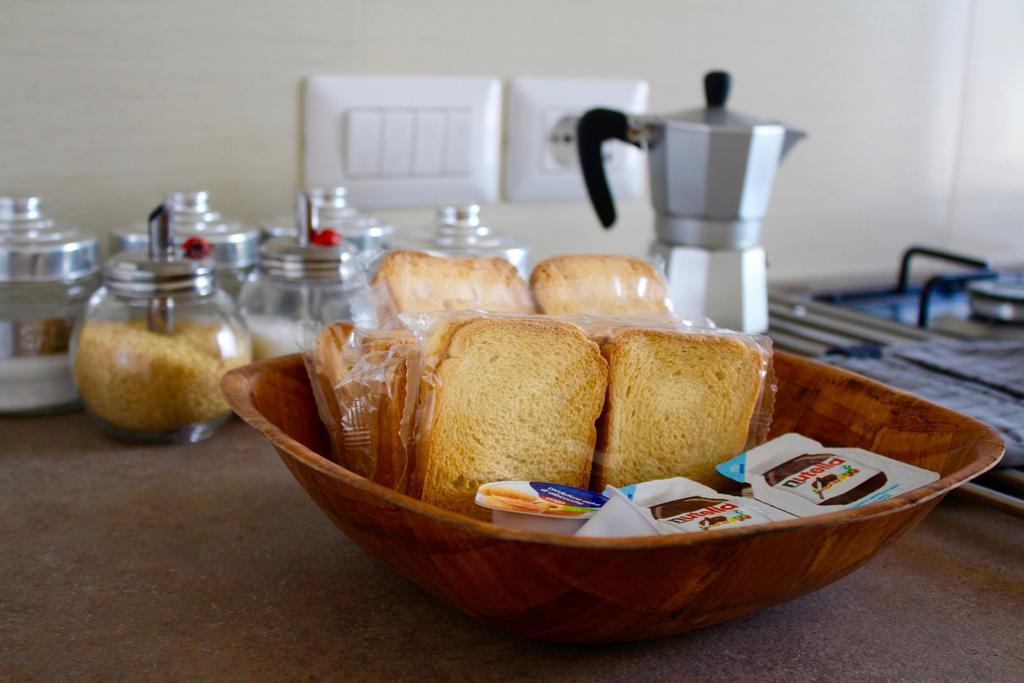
[109,191,259,300]
[0,196,99,415]
[386,204,529,277]
[72,203,252,443]
[241,196,359,360]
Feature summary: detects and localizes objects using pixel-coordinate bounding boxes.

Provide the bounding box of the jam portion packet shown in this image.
[476,481,607,535]
[576,477,793,537]
[717,433,940,517]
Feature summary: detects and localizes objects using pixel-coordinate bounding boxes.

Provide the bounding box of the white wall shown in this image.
[948,0,1024,263]
[1,0,1021,282]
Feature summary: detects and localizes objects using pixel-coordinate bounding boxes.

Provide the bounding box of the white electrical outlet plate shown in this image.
[304,75,502,208]
[504,78,648,202]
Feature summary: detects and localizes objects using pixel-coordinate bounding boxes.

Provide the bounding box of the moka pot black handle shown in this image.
[576,108,641,228]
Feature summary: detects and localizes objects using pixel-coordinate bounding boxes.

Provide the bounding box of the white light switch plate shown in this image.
[504,78,648,202]
[304,75,502,208]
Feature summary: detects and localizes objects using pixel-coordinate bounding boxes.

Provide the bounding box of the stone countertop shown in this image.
[2,413,1022,681]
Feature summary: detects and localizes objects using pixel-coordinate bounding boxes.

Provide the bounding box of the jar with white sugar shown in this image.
[239,190,358,360]
[0,196,99,415]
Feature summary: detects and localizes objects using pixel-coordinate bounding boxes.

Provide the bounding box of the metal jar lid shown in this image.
[0,196,98,283]
[309,187,394,245]
[387,204,528,269]
[110,191,260,268]
[259,190,357,280]
[104,203,216,299]
[259,237,355,280]
[260,186,393,248]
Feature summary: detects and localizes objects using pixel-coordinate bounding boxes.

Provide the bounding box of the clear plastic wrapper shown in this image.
[345,249,680,332]
[404,312,609,518]
[303,320,419,492]
[572,315,775,490]
[529,254,675,318]
[346,248,535,331]
[304,321,354,465]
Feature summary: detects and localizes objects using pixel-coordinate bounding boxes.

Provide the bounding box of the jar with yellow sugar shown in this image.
[71,202,251,443]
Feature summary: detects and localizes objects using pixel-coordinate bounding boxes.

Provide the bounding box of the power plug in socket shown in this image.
[547,114,617,169]
[505,78,648,202]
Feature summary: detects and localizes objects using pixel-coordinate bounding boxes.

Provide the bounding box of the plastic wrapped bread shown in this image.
[305,322,418,491]
[305,311,774,521]
[367,250,535,328]
[585,322,774,490]
[303,247,774,523]
[409,313,609,518]
[530,254,672,317]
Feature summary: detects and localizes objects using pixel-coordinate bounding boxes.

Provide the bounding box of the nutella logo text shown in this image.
[668,502,737,523]
[780,457,847,490]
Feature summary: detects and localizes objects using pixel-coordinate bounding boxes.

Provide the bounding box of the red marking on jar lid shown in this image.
[311,229,343,246]
[182,236,212,260]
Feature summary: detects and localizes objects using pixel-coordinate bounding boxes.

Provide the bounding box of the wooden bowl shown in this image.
[222,352,1002,643]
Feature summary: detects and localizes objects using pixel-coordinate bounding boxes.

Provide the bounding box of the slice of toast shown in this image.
[592,328,767,489]
[309,322,355,466]
[373,250,534,321]
[413,316,608,518]
[360,331,418,492]
[530,255,670,317]
[313,321,356,381]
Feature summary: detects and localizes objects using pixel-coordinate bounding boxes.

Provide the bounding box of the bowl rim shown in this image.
[222,353,1004,550]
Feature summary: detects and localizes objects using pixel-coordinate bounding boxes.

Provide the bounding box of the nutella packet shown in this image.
[576,477,793,537]
[717,433,940,517]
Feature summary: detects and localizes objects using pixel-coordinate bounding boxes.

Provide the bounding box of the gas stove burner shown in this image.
[806,246,1024,340]
[969,278,1024,324]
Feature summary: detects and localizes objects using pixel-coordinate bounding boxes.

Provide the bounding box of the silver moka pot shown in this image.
[577,71,805,332]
